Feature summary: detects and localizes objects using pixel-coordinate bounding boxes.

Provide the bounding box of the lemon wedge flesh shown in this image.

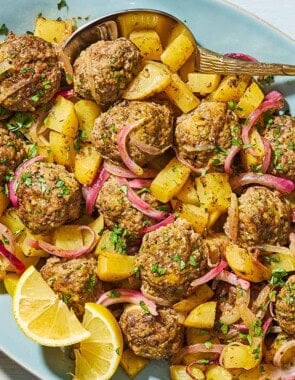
[74,303,123,380]
[12,265,90,347]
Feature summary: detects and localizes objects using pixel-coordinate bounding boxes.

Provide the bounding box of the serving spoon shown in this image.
[64,8,295,76]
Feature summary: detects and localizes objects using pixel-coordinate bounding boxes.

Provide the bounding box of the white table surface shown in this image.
[1,1,295,379]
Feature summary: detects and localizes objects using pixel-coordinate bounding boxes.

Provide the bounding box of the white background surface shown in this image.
[1,1,295,379]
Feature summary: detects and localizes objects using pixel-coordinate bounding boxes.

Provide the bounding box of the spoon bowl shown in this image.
[64,8,295,76]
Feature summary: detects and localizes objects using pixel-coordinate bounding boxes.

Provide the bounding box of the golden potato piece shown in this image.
[120,349,149,378]
[175,177,199,205]
[123,61,171,100]
[174,202,209,234]
[34,17,73,43]
[208,75,251,102]
[129,30,163,60]
[96,251,136,282]
[221,343,261,370]
[183,301,217,328]
[235,81,264,118]
[49,131,76,169]
[161,34,194,72]
[206,365,232,380]
[187,73,221,94]
[74,144,102,185]
[74,100,102,141]
[173,284,213,313]
[170,365,205,380]
[150,157,191,203]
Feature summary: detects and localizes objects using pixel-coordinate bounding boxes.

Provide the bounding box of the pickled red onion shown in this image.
[55,88,75,99]
[262,318,273,334]
[224,52,258,62]
[139,214,175,234]
[29,225,97,258]
[85,168,110,215]
[0,222,16,253]
[191,260,228,287]
[0,243,25,273]
[129,135,164,155]
[215,269,250,290]
[172,344,225,364]
[103,160,157,179]
[128,179,153,189]
[224,145,241,174]
[117,177,167,220]
[261,137,272,173]
[8,155,45,207]
[242,90,284,149]
[117,120,145,176]
[230,172,295,193]
[97,288,158,316]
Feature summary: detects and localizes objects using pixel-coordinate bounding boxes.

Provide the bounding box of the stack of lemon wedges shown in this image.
[12,266,123,379]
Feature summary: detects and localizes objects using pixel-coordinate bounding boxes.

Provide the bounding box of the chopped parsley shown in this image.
[227,101,237,111]
[85,275,97,292]
[6,112,34,132]
[179,260,186,271]
[137,187,150,195]
[120,185,128,195]
[61,293,72,304]
[109,225,127,254]
[107,290,121,298]
[21,173,32,187]
[269,268,288,287]
[220,323,228,335]
[250,320,263,337]
[26,143,38,159]
[204,341,212,349]
[115,347,120,355]
[189,255,198,267]
[151,262,167,276]
[0,24,9,36]
[134,266,141,279]
[55,178,70,197]
[57,0,68,10]
[252,345,261,360]
[139,300,150,314]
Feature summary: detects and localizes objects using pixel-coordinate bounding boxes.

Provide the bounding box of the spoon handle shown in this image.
[197,47,295,76]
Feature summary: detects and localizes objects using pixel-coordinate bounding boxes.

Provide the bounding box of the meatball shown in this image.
[16,161,82,234]
[40,255,102,319]
[92,100,173,167]
[0,124,26,184]
[174,101,239,173]
[137,218,208,304]
[119,305,184,359]
[95,175,158,238]
[263,115,295,181]
[73,38,142,106]
[0,34,61,112]
[225,186,291,247]
[275,275,295,334]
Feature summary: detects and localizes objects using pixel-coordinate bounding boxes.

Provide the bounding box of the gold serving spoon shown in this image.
[64,8,295,76]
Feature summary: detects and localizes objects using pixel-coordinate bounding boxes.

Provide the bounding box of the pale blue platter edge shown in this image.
[1,0,295,379]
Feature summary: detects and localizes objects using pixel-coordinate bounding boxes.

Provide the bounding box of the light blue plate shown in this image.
[1,0,295,379]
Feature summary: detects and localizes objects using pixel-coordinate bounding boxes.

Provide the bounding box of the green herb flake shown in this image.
[120,185,128,195]
[0,24,9,36]
[151,262,167,276]
[139,300,150,314]
[134,266,141,279]
[269,268,288,287]
[189,255,197,267]
[55,178,70,197]
[26,143,38,159]
[109,225,127,254]
[57,0,68,10]
[85,275,97,292]
[179,260,186,271]
[137,187,150,195]
[107,290,121,298]
[115,347,120,355]
[220,323,228,335]
[227,101,237,111]
[204,341,212,349]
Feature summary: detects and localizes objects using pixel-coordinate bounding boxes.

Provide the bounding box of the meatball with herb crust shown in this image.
[73,38,142,106]
[224,186,291,247]
[16,161,82,234]
[40,255,102,319]
[0,34,61,112]
[92,100,173,167]
[119,305,184,359]
[95,175,159,238]
[137,218,208,304]
[275,275,295,335]
[174,101,239,173]
[0,124,26,184]
[263,115,295,181]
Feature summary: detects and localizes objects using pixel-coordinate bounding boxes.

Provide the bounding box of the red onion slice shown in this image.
[191,260,228,287]
[230,172,295,193]
[0,223,16,253]
[215,269,250,290]
[117,120,145,176]
[224,145,241,174]
[129,135,165,156]
[29,226,97,258]
[117,177,167,220]
[103,160,157,179]
[273,339,295,367]
[8,155,45,207]
[172,344,225,364]
[261,137,272,173]
[0,243,25,273]
[128,179,153,189]
[262,317,273,334]
[139,214,175,234]
[97,289,158,316]
[242,90,284,149]
[85,168,110,215]
[224,52,258,62]
[292,209,295,223]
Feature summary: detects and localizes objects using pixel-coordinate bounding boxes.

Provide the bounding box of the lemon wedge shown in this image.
[4,272,19,296]
[12,265,90,346]
[74,303,123,380]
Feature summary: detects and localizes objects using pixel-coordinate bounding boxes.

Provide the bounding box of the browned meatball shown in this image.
[95,175,158,238]
[0,124,26,184]
[16,162,82,234]
[92,100,173,167]
[73,38,142,106]
[40,255,102,319]
[263,115,295,181]
[174,101,239,173]
[119,305,184,359]
[0,34,61,112]
[275,275,295,334]
[225,186,291,247]
[137,218,208,304]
